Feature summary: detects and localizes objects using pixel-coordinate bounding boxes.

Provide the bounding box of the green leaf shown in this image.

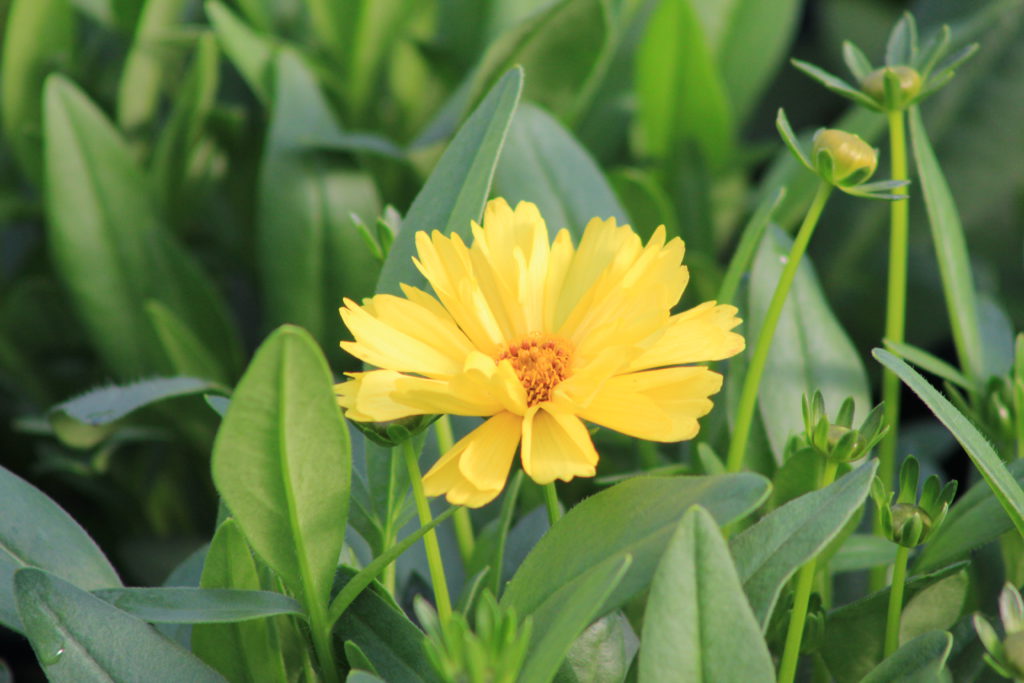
[790,59,882,111]
[50,376,227,427]
[326,506,457,627]
[258,48,380,350]
[635,0,733,169]
[501,474,770,622]
[492,102,630,240]
[211,325,351,609]
[639,507,774,682]
[874,349,1024,538]
[205,0,275,102]
[43,74,242,380]
[908,106,985,383]
[193,518,288,682]
[414,0,597,147]
[731,459,878,627]
[711,0,803,125]
[150,32,220,214]
[376,67,522,296]
[93,587,304,623]
[843,41,874,82]
[332,568,442,683]
[346,0,415,119]
[915,459,1024,573]
[750,225,872,460]
[556,612,633,683]
[0,465,121,633]
[861,631,953,683]
[821,566,967,682]
[883,339,975,391]
[831,534,898,574]
[717,186,785,306]
[116,0,190,134]
[520,555,630,683]
[146,301,233,384]
[0,0,73,183]
[14,568,224,682]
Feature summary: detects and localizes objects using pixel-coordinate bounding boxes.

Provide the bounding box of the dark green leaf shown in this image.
[520,555,630,683]
[821,566,967,682]
[501,474,770,621]
[750,225,871,459]
[874,349,1024,538]
[205,0,275,102]
[332,568,442,683]
[908,106,985,382]
[93,587,303,623]
[193,518,287,682]
[258,48,380,350]
[376,67,522,296]
[14,568,224,682]
[50,376,226,427]
[0,465,121,633]
[556,612,633,683]
[640,507,774,681]
[731,460,878,627]
[43,74,242,380]
[493,102,630,240]
[916,459,1024,573]
[0,0,73,182]
[861,631,953,683]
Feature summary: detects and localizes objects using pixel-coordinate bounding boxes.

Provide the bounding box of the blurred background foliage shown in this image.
[0,0,1021,662]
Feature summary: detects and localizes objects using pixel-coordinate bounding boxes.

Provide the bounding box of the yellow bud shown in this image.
[812,129,877,185]
[861,66,922,107]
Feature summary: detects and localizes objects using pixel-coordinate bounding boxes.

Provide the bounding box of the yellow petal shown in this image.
[628,302,745,371]
[582,367,723,442]
[456,412,523,492]
[422,412,523,507]
[340,298,463,378]
[521,406,598,485]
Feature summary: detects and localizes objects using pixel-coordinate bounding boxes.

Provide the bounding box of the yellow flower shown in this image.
[337,199,744,507]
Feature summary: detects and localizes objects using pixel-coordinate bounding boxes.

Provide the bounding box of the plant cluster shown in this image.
[2,1,1024,682]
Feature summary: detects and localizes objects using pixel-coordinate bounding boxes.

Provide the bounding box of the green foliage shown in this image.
[3,1,1024,680]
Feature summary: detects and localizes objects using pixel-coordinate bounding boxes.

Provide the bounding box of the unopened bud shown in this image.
[812,129,877,186]
[861,66,922,108]
[891,503,932,546]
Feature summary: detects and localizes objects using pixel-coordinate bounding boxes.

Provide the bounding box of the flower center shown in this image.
[497,335,573,406]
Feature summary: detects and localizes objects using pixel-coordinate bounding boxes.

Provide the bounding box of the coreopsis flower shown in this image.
[336,199,744,507]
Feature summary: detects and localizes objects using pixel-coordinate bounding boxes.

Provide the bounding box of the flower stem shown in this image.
[777,460,839,683]
[873,108,910,590]
[884,545,911,657]
[726,181,833,473]
[435,416,475,565]
[543,482,562,526]
[401,439,452,623]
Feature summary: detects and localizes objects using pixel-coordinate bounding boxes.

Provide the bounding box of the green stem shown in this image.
[308,604,340,683]
[725,181,833,473]
[401,440,452,622]
[777,460,838,683]
[544,482,561,526]
[884,545,911,657]
[873,108,910,591]
[435,416,476,565]
[492,471,524,597]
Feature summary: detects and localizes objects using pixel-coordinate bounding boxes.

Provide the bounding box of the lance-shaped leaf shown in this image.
[376,67,522,295]
[731,459,878,627]
[640,507,774,682]
[93,587,304,623]
[211,326,351,609]
[0,466,121,633]
[14,568,223,682]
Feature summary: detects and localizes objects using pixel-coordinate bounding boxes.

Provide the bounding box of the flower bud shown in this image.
[891,502,932,546]
[861,66,922,108]
[812,129,877,186]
